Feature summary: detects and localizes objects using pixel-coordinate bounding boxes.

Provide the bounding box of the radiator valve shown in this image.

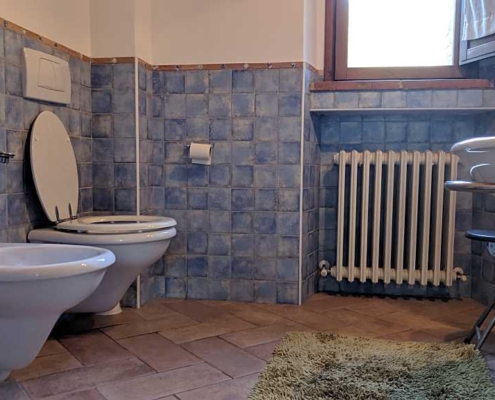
[319,260,330,277]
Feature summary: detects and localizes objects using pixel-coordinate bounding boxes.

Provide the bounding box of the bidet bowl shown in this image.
[0,244,115,381]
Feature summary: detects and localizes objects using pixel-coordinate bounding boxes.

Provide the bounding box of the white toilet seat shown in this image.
[56,215,177,234]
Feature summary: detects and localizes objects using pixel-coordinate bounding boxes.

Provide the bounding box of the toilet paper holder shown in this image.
[184,143,214,151]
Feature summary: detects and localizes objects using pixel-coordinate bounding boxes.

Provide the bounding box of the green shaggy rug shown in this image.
[249,332,495,400]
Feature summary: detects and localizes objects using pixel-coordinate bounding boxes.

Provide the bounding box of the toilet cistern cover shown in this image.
[30,111,79,222]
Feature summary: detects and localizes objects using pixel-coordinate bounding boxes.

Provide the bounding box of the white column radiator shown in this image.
[331,150,461,287]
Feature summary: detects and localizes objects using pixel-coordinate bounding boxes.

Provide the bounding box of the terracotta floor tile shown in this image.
[42,389,106,400]
[11,353,82,381]
[97,363,229,400]
[183,337,265,378]
[166,301,233,322]
[91,308,145,329]
[134,300,178,321]
[347,299,408,316]
[301,294,372,314]
[325,325,379,338]
[176,373,259,400]
[220,321,312,348]
[22,357,153,399]
[159,317,255,344]
[223,306,288,326]
[379,329,444,343]
[245,341,280,361]
[38,340,68,358]
[323,308,368,325]
[117,334,202,372]
[102,313,198,340]
[265,307,350,331]
[0,381,30,400]
[59,331,131,366]
[351,315,408,336]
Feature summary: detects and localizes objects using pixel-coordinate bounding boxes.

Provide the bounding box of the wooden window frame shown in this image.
[324,0,464,81]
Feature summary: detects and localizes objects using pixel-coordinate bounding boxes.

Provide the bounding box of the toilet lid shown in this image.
[30,111,79,222]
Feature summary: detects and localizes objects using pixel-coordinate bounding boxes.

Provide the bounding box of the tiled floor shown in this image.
[2,294,495,399]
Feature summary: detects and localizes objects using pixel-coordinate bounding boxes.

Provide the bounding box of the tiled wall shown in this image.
[311,88,495,300]
[91,62,137,214]
[0,26,92,242]
[135,66,305,304]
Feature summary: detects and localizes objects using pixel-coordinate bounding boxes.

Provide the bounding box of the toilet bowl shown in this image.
[451,136,495,184]
[26,111,177,314]
[0,243,115,381]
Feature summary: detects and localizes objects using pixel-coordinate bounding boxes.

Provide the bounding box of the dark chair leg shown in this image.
[465,298,495,349]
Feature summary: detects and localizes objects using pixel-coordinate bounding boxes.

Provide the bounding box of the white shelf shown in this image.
[310,107,495,115]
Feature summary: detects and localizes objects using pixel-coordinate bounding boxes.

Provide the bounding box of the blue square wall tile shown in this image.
[232,142,254,165]
[256,94,279,117]
[232,119,254,141]
[277,212,300,236]
[340,122,362,144]
[5,30,23,65]
[277,283,298,304]
[254,212,277,234]
[185,71,208,94]
[458,89,483,107]
[278,165,300,188]
[208,256,231,279]
[255,142,278,165]
[112,89,135,113]
[386,122,407,143]
[114,164,137,188]
[209,211,231,233]
[254,70,279,93]
[232,188,254,210]
[255,189,277,211]
[362,121,385,143]
[5,64,22,96]
[277,258,299,281]
[209,166,231,187]
[230,279,254,302]
[91,64,113,89]
[278,236,299,257]
[113,114,135,138]
[210,119,232,140]
[114,138,136,162]
[151,96,163,118]
[165,119,186,141]
[187,277,208,299]
[232,166,254,187]
[254,235,278,257]
[186,118,209,140]
[208,233,231,255]
[431,121,453,143]
[209,70,232,94]
[207,280,230,300]
[407,90,432,108]
[279,118,301,142]
[188,164,208,186]
[164,71,185,94]
[93,163,113,188]
[254,281,277,303]
[186,94,208,118]
[232,257,254,279]
[114,63,135,90]
[165,142,187,164]
[209,187,231,210]
[115,188,137,212]
[209,94,231,118]
[335,92,358,108]
[165,165,187,187]
[165,187,187,209]
[254,166,277,188]
[254,118,278,141]
[164,94,186,119]
[186,210,208,233]
[279,69,302,92]
[165,278,187,298]
[92,139,114,162]
[187,232,208,254]
[187,188,208,209]
[92,115,113,138]
[165,255,187,278]
[147,118,164,141]
[232,94,255,118]
[212,142,231,164]
[232,212,253,233]
[232,70,254,93]
[231,235,254,256]
[187,256,208,277]
[92,90,112,113]
[279,143,301,164]
[279,93,301,117]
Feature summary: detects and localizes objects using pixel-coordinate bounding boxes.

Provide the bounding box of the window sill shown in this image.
[311,79,494,91]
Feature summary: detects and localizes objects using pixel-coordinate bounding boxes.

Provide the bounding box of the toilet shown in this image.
[0,243,115,381]
[451,136,495,184]
[27,111,177,314]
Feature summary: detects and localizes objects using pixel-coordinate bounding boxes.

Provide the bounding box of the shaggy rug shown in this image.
[249,332,495,400]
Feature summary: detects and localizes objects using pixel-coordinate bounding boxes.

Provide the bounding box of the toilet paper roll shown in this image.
[189,143,212,165]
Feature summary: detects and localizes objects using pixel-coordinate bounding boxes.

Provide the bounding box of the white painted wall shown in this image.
[90,0,136,58]
[0,0,91,55]
[304,0,325,70]
[150,0,305,65]
[134,0,153,61]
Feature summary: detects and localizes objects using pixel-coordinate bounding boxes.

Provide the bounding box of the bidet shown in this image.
[0,243,115,381]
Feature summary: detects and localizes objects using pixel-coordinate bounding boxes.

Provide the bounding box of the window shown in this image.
[327,0,465,80]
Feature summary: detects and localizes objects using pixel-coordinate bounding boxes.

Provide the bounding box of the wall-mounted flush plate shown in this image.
[22,48,71,105]
[487,243,495,258]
